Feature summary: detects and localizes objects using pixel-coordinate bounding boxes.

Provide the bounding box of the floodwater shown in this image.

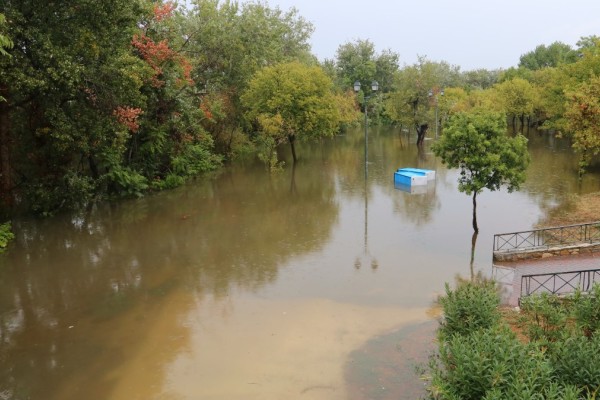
[0,127,598,400]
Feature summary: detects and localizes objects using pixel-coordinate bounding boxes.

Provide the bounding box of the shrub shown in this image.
[0,222,14,251]
[438,280,501,338]
[572,284,600,338]
[102,167,149,198]
[549,334,600,392]
[519,292,571,344]
[429,325,554,400]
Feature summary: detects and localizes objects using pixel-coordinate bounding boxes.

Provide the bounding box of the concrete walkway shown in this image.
[493,252,600,306]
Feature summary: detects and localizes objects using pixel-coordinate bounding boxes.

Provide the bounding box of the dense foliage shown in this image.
[429,280,600,399]
[432,110,530,232]
[1,0,600,218]
[0,0,223,216]
[0,221,12,252]
[241,61,353,168]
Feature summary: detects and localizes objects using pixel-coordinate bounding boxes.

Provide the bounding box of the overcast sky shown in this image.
[258,0,600,71]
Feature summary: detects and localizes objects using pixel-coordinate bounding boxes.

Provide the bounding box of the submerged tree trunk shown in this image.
[416,123,428,146]
[0,85,11,207]
[88,155,100,180]
[289,134,297,164]
[518,114,526,134]
[472,191,479,233]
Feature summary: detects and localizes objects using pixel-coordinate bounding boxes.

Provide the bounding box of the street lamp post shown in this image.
[428,88,444,139]
[354,80,379,175]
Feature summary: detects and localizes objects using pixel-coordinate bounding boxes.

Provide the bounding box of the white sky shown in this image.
[260,0,600,71]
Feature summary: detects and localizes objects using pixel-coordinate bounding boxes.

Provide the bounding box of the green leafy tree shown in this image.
[334,40,399,124]
[0,0,148,214]
[0,12,12,211]
[385,57,459,144]
[576,35,600,52]
[0,13,11,59]
[123,2,221,193]
[0,1,221,216]
[494,77,537,129]
[432,110,530,233]
[335,39,378,91]
[0,221,13,251]
[460,68,501,90]
[184,0,314,155]
[241,61,341,167]
[564,75,600,175]
[519,41,578,70]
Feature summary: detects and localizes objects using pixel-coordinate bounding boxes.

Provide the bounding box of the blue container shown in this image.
[396,168,436,181]
[393,171,428,186]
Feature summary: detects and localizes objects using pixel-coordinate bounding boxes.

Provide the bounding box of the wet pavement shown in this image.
[494,252,600,306]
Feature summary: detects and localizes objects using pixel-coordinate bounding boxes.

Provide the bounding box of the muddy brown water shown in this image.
[0,128,597,399]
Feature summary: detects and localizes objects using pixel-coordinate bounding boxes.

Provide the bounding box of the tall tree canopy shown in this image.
[0,0,221,216]
[564,75,600,175]
[432,110,530,233]
[494,77,538,129]
[0,13,11,58]
[183,0,315,155]
[384,57,460,144]
[241,62,343,168]
[519,41,578,70]
[0,0,148,213]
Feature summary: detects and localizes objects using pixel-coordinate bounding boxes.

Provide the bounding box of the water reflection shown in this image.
[354,148,378,271]
[0,127,598,399]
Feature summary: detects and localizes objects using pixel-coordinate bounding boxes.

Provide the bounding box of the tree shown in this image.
[241,62,342,167]
[335,39,378,91]
[0,0,148,214]
[432,110,530,233]
[0,13,12,209]
[460,68,501,90]
[384,57,461,145]
[0,1,222,216]
[519,42,578,70]
[564,75,600,176]
[183,0,314,155]
[0,13,11,58]
[494,77,537,130]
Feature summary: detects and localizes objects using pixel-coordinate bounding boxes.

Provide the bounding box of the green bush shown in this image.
[550,334,600,392]
[572,284,600,337]
[430,325,554,400]
[429,282,600,399]
[102,167,149,198]
[152,173,185,190]
[171,144,222,177]
[519,292,571,344]
[438,280,501,338]
[26,172,96,216]
[0,222,14,251]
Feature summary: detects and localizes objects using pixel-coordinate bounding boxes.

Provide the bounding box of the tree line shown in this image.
[1,0,599,219]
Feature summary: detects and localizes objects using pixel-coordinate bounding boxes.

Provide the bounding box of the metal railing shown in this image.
[520,268,600,300]
[493,221,600,253]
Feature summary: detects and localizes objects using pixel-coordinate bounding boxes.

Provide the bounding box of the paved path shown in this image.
[493,252,600,306]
